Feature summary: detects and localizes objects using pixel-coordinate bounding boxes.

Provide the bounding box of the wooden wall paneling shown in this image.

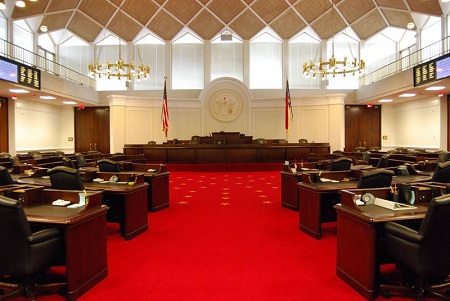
[345,105,381,152]
[75,106,110,154]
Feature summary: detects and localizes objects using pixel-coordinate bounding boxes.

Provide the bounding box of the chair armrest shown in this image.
[384,221,423,244]
[27,228,60,245]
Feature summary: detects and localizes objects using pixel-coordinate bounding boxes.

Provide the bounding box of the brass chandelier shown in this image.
[88,38,150,81]
[302,3,365,78]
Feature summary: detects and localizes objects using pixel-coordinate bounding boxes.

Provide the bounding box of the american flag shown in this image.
[162,77,169,138]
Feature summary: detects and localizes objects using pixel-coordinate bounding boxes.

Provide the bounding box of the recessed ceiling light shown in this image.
[15,1,25,8]
[407,22,415,29]
[399,93,416,97]
[9,89,29,93]
[40,96,56,100]
[378,99,392,103]
[425,86,445,91]
[63,101,77,105]
[40,25,48,33]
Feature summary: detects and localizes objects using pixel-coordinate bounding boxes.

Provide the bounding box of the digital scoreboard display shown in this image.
[0,56,40,90]
[414,53,450,87]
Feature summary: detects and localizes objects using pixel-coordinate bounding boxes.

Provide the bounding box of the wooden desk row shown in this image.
[296,170,431,240]
[123,142,330,164]
[13,171,152,241]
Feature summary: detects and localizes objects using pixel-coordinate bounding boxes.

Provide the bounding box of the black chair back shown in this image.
[329,157,352,171]
[62,157,76,169]
[361,151,370,162]
[0,196,33,275]
[48,166,85,190]
[376,154,390,168]
[357,169,395,188]
[75,153,86,167]
[0,165,16,185]
[97,159,121,172]
[431,161,450,182]
[437,151,450,163]
[417,195,450,276]
[10,156,20,166]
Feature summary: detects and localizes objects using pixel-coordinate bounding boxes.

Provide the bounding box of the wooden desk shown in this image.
[297,174,431,239]
[335,188,428,300]
[120,162,170,211]
[80,172,149,241]
[15,172,149,240]
[281,164,371,211]
[24,190,108,301]
[280,163,320,211]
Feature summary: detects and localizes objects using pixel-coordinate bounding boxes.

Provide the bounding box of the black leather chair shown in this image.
[430,161,450,183]
[10,156,20,166]
[47,166,85,190]
[74,153,87,168]
[437,150,450,163]
[380,194,450,300]
[298,139,308,143]
[329,157,352,171]
[62,157,76,169]
[0,152,11,158]
[0,165,16,185]
[0,196,66,300]
[376,154,390,168]
[357,169,395,188]
[97,159,121,172]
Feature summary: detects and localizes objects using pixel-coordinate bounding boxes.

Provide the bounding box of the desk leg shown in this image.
[299,187,322,239]
[65,211,108,301]
[336,211,378,300]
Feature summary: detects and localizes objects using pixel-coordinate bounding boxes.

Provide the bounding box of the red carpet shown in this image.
[10,167,424,300]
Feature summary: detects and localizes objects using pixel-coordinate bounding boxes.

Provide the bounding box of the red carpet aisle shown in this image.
[77,170,364,301]
[12,170,415,301]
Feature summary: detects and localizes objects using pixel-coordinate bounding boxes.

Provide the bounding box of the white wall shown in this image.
[12,98,74,154]
[106,78,341,153]
[381,97,442,151]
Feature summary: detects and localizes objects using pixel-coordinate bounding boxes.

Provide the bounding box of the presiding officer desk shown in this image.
[123,132,330,164]
[335,187,429,300]
[14,170,149,241]
[297,170,431,239]
[0,186,108,301]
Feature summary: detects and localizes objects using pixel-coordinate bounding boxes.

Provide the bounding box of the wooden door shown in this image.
[345,105,381,152]
[75,107,110,153]
[0,98,8,152]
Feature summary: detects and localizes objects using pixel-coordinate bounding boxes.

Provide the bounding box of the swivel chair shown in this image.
[97,159,121,172]
[62,157,76,169]
[0,165,16,185]
[298,139,308,143]
[47,166,85,190]
[10,156,20,166]
[430,161,450,183]
[0,196,66,300]
[0,152,11,158]
[74,153,87,168]
[380,194,450,300]
[357,169,395,189]
[329,157,352,171]
[436,150,450,163]
[376,154,390,168]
